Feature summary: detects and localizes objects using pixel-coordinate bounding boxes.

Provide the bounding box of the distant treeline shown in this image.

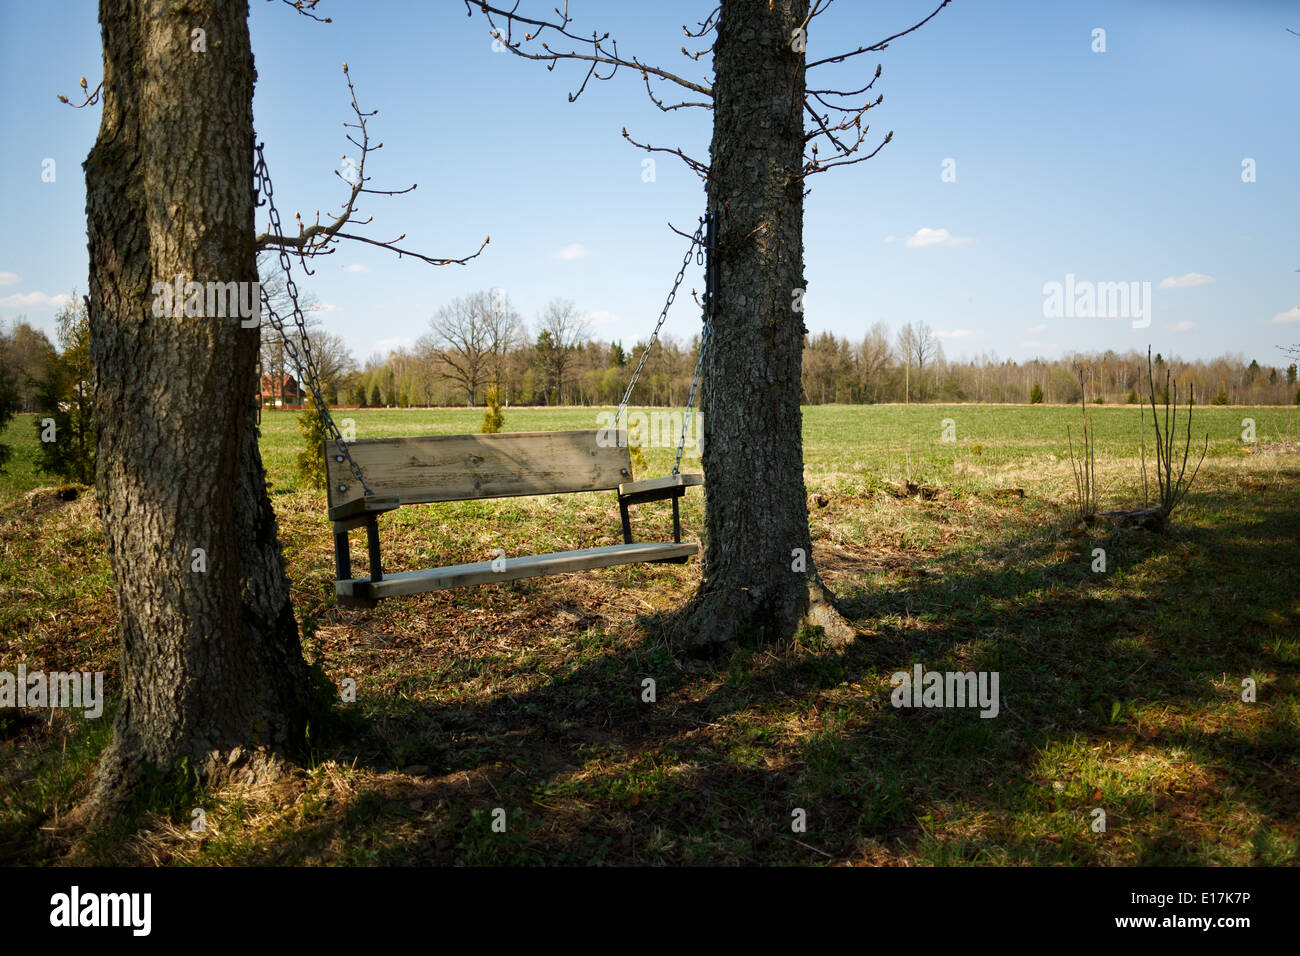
[7,296,1299,413]
[339,306,1299,408]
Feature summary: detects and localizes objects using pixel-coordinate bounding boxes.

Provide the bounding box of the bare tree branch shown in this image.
[271,0,332,23]
[465,0,949,185]
[805,0,951,69]
[57,76,103,108]
[466,1,713,100]
[641,70,712,113]
[683,6,722,40]
[797,1,951,177]
[621,128,710,180]
[255,65,489,269]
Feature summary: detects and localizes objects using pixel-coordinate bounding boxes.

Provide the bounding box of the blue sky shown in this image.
[2,0,1297,366]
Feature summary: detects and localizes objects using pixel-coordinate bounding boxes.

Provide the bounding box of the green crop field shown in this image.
[2,403,1298,865]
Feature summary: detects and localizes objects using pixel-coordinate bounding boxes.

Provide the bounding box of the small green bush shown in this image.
[33,295,95,484]
[296,393,328,490]
[481,385,505,433]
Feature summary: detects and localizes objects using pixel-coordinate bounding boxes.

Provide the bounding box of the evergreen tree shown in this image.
[481,384,505,433]
[1029,382,1044,404]
[0,363,18,473]
[295,392,328,490]
[33,295,96,484]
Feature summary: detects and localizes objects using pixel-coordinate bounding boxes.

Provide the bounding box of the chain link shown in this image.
[675,302,713,475]
[613,217,706,433]
[675,212,716,475]
[254,143,374,498]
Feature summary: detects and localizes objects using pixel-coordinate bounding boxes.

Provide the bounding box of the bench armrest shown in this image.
[328,494,402,524]
[617,473,703,501]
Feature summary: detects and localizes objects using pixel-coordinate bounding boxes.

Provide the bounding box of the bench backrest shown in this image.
[324,429,632,511]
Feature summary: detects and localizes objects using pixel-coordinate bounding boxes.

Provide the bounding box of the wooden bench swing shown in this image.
[324,431,702,607]
[303,213,718,608]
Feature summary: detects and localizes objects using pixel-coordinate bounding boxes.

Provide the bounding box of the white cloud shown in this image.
[902,227,972,248]
[0,291,71,310]
[312,303,340,314]
[554,243,589,260]
[0,272,19,287]
[580,310,619,327]
[1158,272,1214,290]
[883,235,897,244]
[1171,320,1196,331]
[936,328,978,339]
[1019,340,1059,351]
[1027,323,1048,333]
[342,263,370,273]
[373,336,414,353]
[1270,306,1300,325]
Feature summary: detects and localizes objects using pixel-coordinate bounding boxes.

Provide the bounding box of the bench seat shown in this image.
[338,541,698,607]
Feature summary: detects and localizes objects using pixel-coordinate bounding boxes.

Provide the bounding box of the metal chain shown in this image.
[253,143,373,498]
[675,305,713,475]
[674,212,716,475]
[613,216,707,435]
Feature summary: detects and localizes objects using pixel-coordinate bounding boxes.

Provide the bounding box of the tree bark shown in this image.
[683,0,852,648]
[84,0,313,816]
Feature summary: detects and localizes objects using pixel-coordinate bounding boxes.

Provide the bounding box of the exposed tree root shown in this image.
[668,571,857,650]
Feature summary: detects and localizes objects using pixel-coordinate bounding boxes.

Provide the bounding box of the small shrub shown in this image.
[33,294,95,484]
[1211,390,1229,406]
[296,393,328,490]
[1067,419,1097,526]
[481,385,505,433]
[0,364,18,473]
[625,417,648,476]
[1142,346,1207,519]
[1029,382,1044,404]
[1125,389,1138,405]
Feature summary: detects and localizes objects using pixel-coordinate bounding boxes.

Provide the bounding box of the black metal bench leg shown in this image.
[366,515,383,582]
[620,499,634,544]
[333,530,352,581]
[672,496,681,543]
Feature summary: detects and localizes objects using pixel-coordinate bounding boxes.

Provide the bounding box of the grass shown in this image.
[1,402,1297,865]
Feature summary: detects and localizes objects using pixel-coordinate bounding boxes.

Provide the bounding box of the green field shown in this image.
[2,403,1298,865]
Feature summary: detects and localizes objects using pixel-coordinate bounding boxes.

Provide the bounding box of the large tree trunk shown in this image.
[84,0,313,816]
[684,0,851,647]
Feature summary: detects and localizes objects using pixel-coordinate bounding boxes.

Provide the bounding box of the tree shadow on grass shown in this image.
[265,481,1299,865]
